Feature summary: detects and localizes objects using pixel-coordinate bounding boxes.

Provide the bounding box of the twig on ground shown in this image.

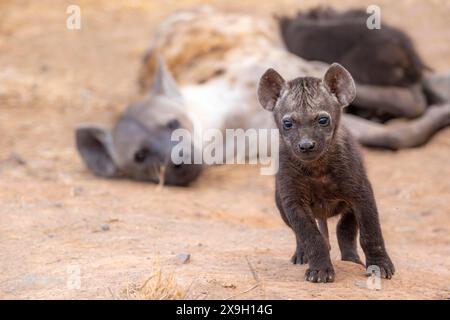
[225,256,263,300]
[225,283,259,300]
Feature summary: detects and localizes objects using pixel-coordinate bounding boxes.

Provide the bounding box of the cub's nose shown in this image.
[299,139,316,152]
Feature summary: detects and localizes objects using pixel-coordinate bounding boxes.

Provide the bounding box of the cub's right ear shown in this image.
[257,68,286,111]
[75,124,118,178]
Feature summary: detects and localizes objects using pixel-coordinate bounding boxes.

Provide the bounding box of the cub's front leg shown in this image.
[350,184,395,279]
[275,187,308,264]
[278,191,335,283]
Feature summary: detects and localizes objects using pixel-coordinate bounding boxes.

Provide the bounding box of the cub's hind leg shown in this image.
[337,210,364,265]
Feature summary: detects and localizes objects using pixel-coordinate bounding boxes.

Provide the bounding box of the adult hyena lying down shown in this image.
[76,7,450,186]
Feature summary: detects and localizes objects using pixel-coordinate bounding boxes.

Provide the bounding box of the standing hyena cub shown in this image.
[257,63,394,283]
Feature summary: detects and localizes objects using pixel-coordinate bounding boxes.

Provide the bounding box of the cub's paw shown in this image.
[291,251,308,265]
[305,266,335,283]
[366,255,395,279]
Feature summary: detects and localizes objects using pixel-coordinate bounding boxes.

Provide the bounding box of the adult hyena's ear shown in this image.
[257,68,286,111]
[323,63,356,107]
[75,124,118,178]
[151,54,183,102]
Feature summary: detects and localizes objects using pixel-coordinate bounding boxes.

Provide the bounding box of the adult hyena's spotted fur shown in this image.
[139,7,326,89]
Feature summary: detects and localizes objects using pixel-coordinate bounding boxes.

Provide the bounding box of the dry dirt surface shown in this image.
[0,0,449,300]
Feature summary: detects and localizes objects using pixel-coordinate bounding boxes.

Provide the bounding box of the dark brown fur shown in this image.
[258,63,394,283]
[279,7,428,87]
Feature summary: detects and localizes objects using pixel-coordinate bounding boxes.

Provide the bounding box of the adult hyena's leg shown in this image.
[343,104,450,149]
[353,83,427,119]
[423,72,450,103]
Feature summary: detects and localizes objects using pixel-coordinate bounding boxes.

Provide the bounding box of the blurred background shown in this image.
[0,0,449,299]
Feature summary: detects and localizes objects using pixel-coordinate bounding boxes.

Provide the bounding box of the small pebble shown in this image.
[9,152,26,165]
[101,224,110,231]
[72,186,83,196]
[40,64,49,72]
[175,253,190,264]
[50,201,64,208]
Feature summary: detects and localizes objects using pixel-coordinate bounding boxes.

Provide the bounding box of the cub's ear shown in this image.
[323,63,356,106]
[257,68,286,111]
[75,124,118,178]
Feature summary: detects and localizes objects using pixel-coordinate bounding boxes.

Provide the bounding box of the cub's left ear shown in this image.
[323,63,356,106]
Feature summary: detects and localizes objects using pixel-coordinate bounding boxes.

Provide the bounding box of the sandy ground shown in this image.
[0,0,449,300]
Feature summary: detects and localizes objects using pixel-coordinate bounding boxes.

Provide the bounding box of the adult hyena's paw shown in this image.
[291,251,308,265]
[305,266,335,283]
[366,255,395,279]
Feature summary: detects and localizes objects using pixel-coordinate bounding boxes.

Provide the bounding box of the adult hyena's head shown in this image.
[75,57,202,186]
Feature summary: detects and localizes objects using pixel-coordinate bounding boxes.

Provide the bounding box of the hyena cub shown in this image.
[257,63,395,283]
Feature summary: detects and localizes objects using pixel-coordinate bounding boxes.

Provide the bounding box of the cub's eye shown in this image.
[282,119,293,130]
[167,119,180,130]
[318,116,330,126]
[134,148,150,163]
